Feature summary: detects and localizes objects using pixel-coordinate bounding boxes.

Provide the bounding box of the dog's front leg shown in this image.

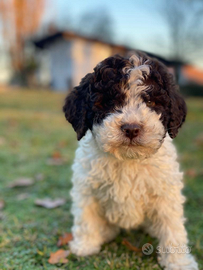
[148,198,198,270]
[69,192,119,256]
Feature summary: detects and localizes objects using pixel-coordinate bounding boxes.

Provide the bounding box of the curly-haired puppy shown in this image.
[63,52,198,270]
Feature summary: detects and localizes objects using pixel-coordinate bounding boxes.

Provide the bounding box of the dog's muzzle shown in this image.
[121,123,141,140]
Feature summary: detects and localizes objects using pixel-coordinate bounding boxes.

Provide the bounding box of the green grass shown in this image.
[0,91,203,269]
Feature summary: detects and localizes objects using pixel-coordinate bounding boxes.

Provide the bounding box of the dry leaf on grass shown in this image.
[122,239,142,252]
[186,169,197,178]
[57,233,73,247]
[58,141,68,148]
[0,212,4,220]
[46,158,65,166]
[8,178,34,188]
[35,173,44,181]
[16,193,31,201]
[0,137,6,146]
[35,198,66,209]
[46,151,65,166]
[52,151,62,159]
[46,150,69,166]
[0,200,5,210]
[195,133,203,147]
[48,249,70,264]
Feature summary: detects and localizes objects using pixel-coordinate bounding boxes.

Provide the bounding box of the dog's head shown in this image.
[63,52,186,160]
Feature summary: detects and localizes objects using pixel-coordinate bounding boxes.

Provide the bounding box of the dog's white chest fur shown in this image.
[72,131,183,229]
[92,161,148,228]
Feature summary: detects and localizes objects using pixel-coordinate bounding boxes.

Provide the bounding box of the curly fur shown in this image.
[63,52,198,270]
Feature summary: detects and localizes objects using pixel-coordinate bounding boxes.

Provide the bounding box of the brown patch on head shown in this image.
[138,55,187,138]
[63,55,133,140]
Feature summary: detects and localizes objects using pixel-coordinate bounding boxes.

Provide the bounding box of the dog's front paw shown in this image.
[158,254,198,270]
[69,239,101,256]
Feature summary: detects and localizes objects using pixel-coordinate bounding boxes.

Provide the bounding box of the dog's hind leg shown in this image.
[147,196,198,270]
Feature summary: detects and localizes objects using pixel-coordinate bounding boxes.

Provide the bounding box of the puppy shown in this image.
[63,52,198,269]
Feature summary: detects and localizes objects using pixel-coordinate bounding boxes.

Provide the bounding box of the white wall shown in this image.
[71,39,112,87]
[0,48,12,84]
[35,37,114,91]
[44,39,73,91]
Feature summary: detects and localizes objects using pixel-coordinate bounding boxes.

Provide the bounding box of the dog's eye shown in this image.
[146,100,155,107]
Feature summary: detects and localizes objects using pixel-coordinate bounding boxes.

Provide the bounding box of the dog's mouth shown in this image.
[121,139,142,147]
[119,136,164,154]
[122,144,141,149]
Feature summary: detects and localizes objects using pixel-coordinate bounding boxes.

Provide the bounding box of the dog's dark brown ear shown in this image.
[167,83,187,138]
[63,73,93,140]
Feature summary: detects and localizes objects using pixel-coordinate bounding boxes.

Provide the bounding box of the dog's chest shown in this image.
[89,159,155,228]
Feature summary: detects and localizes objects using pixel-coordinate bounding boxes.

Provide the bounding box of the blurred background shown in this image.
[0,1,203,269]
[0,0,203,93]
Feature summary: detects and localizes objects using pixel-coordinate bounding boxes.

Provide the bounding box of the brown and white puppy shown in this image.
[63,52,198,270]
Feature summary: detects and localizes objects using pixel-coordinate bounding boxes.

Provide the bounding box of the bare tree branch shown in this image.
[160,0,203,63]
[78,8,114,42]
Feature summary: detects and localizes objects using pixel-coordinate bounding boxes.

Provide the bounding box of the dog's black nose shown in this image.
[121,124,141,139]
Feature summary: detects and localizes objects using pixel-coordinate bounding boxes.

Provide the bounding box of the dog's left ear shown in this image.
[63,73,93,140]
[167,81,187,139]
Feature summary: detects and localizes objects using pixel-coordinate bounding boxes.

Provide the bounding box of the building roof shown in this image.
[33,31,129,51]
[32,30,185,68]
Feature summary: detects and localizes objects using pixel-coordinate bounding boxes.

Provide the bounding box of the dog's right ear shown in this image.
[63,73,93,140]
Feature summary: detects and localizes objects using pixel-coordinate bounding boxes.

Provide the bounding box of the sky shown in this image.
[41,0,203,68]
[43,0,171,56]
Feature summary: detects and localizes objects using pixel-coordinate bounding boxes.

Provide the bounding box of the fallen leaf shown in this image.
[46,151,67,166]
[0,137,6,146]
[122,239,142,252]
[0,212,4,220]
[8,119,18,127]
[10,140,18,148]
[57,233,73,247]
[186,169,197,178]
[0,200,5,210]
[35,173,44,181]
[17,193,31,201]
[58,141,68,148]
[52,151,62,159]
[35,198,66,209]
[195,133,203,147]
[48,249,70,264]
[8,178,34,188]
[46,158,64,166]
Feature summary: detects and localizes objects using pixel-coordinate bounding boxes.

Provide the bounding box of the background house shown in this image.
[181,66,203,86]
[32,30,190,92]
[0,47,12,88]
[32,31,128,91]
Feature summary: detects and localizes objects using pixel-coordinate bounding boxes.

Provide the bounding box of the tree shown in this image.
[78,8,114,42]
[0,0,45,73]
[160,0,203,63]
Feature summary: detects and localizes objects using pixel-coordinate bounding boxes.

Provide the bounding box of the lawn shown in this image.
[0,90,203,270]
